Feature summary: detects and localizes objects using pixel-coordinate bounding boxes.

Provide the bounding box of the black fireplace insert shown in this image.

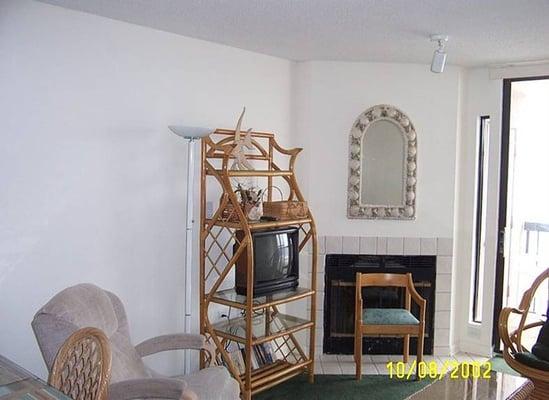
[323,254,436,355]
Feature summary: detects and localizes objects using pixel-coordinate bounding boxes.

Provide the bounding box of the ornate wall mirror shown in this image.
[347,104,417,219]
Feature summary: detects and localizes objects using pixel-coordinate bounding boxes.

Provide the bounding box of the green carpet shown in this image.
[489,354,519,376]
[254,357,519,399]
[254,375,433,400]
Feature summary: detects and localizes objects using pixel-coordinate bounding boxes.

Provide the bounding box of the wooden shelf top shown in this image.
[206,169,293,177]
[205,217,312,230]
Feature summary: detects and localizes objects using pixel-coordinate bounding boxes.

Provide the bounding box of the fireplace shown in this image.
[323,254,436,355]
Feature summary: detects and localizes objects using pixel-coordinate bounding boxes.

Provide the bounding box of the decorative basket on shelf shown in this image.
[263,187,308,220]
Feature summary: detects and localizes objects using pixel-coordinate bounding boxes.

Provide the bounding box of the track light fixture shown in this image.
[430,34,449,73]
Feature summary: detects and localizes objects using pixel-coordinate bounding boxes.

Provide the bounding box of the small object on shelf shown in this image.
[230,107,254,172]
[259,215,278,222]
[221,185,264,222]
[263,200,309,219]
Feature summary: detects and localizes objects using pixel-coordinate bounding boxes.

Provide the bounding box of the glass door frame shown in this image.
[492,75,549,352]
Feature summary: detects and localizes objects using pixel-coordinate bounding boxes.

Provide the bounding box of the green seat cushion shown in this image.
[363,308,419,325]
[515,351,549,371]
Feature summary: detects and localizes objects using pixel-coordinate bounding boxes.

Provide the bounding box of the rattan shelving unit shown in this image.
[199,129,317,399]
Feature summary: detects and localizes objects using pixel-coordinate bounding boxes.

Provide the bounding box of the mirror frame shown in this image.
[347,104,417,220]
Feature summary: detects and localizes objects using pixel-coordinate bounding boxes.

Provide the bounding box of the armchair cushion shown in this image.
[515,351,549,372]
[363,308,419,325]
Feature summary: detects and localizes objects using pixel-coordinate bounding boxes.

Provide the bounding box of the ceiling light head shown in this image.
[430,34,449,73]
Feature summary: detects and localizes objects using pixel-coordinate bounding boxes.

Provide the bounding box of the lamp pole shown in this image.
[169,126,211,374]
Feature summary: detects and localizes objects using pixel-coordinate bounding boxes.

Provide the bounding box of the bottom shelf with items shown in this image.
[214,327,314,396]
[246,359,312,395]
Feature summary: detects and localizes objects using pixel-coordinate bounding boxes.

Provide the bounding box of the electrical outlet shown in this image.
[206,201,214,218]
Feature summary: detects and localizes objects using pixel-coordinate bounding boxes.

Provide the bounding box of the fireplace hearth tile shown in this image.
[436,292,451,311]
[374,363,390,374]
[318,256,325,273]
[376,237,388,254]
[342,236,360,254]
[318,236,326,255]
[420,238,437,255]
[436,256,452,273]
[387,237,404,254]
[435,311,451,329]
[322,362,342,374]
[437,238,453,256]
[359,237,377,254]
[404,238,421,255]
[326,236,343,254]
[434,329,450,347]
[436,273,452,292]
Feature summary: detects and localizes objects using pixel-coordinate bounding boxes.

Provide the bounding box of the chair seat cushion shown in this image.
[515,351,549,371]
[363,308,419,325]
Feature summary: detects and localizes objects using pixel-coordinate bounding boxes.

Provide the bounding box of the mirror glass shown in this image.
[361,120,405,205]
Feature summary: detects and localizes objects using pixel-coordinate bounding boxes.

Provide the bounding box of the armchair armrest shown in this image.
[136,333,212,358]
[109,378,196,400]
[499,307,528,354]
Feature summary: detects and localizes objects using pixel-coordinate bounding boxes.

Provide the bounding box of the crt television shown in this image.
[235,227,299,296]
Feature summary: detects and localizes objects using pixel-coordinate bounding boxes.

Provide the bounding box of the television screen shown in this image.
[254,232,293,283]
[235,227,299,296]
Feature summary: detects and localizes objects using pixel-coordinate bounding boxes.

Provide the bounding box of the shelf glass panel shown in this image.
[211,287,313,309]
[212,312,312,343]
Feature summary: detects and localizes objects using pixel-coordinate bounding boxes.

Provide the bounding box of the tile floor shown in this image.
[314,352,490,375]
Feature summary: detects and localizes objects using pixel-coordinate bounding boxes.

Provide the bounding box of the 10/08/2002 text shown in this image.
[387,361,492,380]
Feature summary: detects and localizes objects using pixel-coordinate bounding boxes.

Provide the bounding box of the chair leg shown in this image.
[417,328,424,366]
[403,335,410,364]
[355,330,362,380]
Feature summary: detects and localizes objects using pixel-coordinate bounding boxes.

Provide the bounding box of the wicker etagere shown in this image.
[199,129,317,399]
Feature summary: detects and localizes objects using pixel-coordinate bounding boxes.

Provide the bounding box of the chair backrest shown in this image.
[49,327,111,400]
[32,284,150,384]
[356,273,412,288]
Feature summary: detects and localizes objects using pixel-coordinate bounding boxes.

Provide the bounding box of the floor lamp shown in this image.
[169,125,212,374]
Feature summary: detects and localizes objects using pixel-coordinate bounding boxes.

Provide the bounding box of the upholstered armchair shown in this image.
[32,283,239,400]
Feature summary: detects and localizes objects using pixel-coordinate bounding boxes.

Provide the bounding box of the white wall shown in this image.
[454,68,503,355]
[0,0,293,377]
[293,61,462,238]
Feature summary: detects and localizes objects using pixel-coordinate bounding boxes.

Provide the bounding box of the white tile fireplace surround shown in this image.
[301,236,454,357]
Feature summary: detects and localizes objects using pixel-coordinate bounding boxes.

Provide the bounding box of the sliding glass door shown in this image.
[493,77,549,351]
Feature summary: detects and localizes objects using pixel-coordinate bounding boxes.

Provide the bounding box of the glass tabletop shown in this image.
[405,364,533,400]
[0,355,72,399]
[211,287,314,309]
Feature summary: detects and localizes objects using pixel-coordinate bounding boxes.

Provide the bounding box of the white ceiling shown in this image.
[38,0,549,67]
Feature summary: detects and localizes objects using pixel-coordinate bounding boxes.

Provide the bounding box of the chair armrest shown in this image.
[407,277,427,320]
[499,307,527,354]
[135,333,213,358]
[109,378,196,400]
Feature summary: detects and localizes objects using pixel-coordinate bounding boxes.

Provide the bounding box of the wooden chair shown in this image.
[354,272,426,380]
[499,268,549,400]
[49,327,112,400]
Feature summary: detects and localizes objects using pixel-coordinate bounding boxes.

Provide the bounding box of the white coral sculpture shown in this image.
[230,107,254,171]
